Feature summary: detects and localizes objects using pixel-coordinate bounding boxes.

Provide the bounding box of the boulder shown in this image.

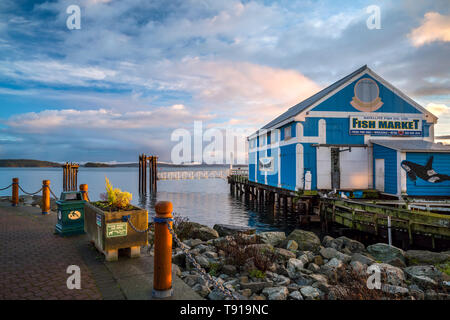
[241,289,252,297]
[213,224,256,237]
[288,291,304,300]
[314,255,324,266]
[405,250,450,266]
[286,230,321,252]
[404,265,444,281]
[192,283,211,297]
[322,235,364,253]
[381,284,409,295]
[350,261,366,275]
[287,258,305,273]
[300,286,321,300]
[222,264,237,276]
[190,226,219,241]
[240,281,273,294]
[274,274,291,286]
[208,288,226,300]
[246,243,275,254]
[320,247,351,263]
[195,255,210,269]
[351,253,375,266]
[367,243,405,265]
[259,232,286,247]
[182,238,204,248]
[408,284,425,300]
[370,263,405,286]
[275,248,296,261]
[308,263,320,273]
[262,286,289,300]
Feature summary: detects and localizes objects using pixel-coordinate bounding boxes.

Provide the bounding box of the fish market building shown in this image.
[248,65,450,198]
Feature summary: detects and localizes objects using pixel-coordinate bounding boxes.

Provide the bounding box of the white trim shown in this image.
[400,152,407,195]
[296,144,304,190]
[305,111,427,119]
[278,149,281,187]
[396,150,401,197]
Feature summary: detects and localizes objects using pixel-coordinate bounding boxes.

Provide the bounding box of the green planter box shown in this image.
[84,202,148,261]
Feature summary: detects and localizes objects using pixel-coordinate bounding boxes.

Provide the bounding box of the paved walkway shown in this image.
[0,201,202,300]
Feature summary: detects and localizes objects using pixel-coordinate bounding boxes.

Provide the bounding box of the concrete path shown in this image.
[0,201,202,300]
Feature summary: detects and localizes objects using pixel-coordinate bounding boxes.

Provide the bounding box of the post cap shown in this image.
[80,184,88,191]
[155,201,173,217]
[13,177,19,182]
[42,180,50,185]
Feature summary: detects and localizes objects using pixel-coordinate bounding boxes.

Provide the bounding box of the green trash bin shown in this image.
[55,191,86,236]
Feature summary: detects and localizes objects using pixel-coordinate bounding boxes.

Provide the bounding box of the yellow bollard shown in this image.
[79,184,89,201]
[153,201,173,298]
[12,178,19,207]
[42,180,50,215]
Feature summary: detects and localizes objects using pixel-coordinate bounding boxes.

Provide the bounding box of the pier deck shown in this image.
[0,201,202,300]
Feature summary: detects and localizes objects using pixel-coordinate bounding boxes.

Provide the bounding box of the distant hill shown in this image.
[0,159,61,167]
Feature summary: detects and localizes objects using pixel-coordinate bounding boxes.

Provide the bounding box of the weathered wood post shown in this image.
[153,201,173,298]
[12,177,19,206]
[42,180,50,215]
[80,184,89,201]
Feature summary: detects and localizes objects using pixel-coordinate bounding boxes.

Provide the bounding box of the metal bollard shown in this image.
[152,201,173,298]
[12,178,19,206]
[79,184,89,201]
[42,180,50,215]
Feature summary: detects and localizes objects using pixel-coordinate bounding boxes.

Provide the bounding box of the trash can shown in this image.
[55,191,86,236]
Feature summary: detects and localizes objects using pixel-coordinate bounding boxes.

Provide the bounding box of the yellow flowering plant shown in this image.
[98,177,132,211]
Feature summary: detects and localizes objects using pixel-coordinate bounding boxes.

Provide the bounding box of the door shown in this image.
[331,148,340,190]
[375,159,385,192]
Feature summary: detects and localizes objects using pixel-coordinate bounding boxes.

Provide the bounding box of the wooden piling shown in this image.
[80,184,89,201]
[12,178,19,207]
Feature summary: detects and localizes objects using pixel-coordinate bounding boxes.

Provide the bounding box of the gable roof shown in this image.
[261,65,369,130]
[251,65,438,137]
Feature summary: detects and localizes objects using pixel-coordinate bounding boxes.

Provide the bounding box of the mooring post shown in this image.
[80,184,89,201]
[12,177,19,206]
[387,216,392,246]
[42,180,50,215]
[153,201,174,298]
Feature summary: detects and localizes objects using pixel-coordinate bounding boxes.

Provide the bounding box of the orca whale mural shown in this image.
[401,156,450,183]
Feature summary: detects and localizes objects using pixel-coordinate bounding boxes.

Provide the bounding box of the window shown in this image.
[284,126,291,140]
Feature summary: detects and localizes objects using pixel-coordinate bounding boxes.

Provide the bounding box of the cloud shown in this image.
[408,12,450,47]
[426,102,449,116]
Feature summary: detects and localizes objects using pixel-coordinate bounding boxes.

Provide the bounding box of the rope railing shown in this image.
[0,184,12,191]
[18,185,43,196]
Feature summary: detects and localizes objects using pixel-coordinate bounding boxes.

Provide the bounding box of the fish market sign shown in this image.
[349,116,422,136]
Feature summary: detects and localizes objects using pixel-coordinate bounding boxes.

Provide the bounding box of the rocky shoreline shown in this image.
[167,222,450,300]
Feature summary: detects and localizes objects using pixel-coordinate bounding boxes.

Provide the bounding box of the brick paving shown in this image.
[0,203,103,300]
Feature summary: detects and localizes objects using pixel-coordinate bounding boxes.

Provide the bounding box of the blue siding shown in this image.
[423,121,430,138]
[405,152,450,196]
[303,143,317,190]
[312,74,421,115]
[248,151,256,182]
[266,147,279,187]
[280,144,296,190]
[280,122,296,141]
[373,144,398,195]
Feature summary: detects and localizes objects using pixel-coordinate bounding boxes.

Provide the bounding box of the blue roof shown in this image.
[260,65,368,130]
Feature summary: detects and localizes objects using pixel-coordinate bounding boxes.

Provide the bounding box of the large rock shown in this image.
[300,286,321,300]
[351,253,375,266]
[179,222,219,241]
[287,258,305,273]
[240,281,273,294]
[208,288,226,300]
[320,247,351,263]
[262,286,289,300]
[288,291,304,300]
[404,265,445,281]
[370,263,405,286]
[405,250,450,266]
[213,224,256,237]
[259,232,286,247]
[322,236,365,253]
[275,248,296,261]
[286,230,321,252]
[367,243,405,265]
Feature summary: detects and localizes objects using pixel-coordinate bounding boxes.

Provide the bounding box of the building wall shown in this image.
[373,144,398,195]
[405,152,450,196]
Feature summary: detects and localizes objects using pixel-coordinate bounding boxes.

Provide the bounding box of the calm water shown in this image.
[0,167,301,234]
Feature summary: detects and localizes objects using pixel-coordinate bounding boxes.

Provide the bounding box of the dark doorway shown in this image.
[331,148,340,189]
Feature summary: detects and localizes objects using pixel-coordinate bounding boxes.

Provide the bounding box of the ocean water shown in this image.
[0,167,301,234]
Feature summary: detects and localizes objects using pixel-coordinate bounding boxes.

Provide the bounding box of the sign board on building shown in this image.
[106,222,127,238]
[349,116,422,136]
[259,157,274,172]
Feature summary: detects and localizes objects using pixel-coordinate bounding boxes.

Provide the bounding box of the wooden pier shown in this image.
[62,162,79,191]
[228,171,450,249]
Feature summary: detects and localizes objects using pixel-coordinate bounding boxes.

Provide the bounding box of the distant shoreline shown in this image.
[0,159,247,168]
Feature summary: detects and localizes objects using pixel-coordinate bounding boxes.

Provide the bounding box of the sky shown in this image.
[0,0,449,162]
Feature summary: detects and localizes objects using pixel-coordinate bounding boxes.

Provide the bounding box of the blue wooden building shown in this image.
[248,65,450,197]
